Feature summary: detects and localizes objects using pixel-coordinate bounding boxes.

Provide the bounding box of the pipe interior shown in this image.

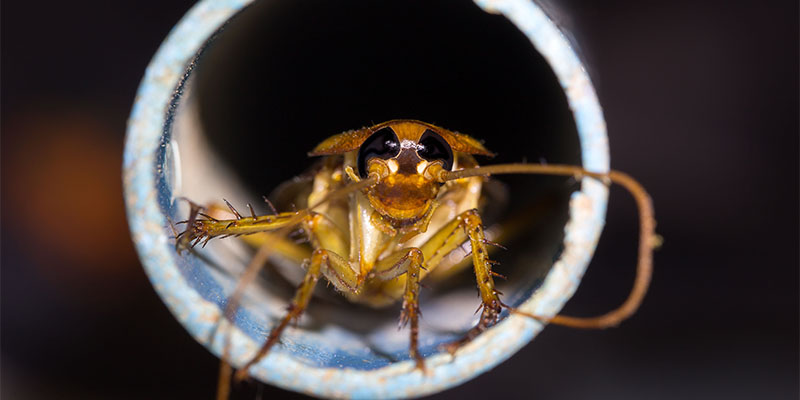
[168,0,581,369]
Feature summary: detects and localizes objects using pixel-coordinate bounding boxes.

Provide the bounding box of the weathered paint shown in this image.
[123,0,609,398]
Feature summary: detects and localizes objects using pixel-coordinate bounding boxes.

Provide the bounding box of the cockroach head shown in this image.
[309,120,494,222]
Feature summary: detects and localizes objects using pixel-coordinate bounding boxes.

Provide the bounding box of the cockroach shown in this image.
[176,119,656,397]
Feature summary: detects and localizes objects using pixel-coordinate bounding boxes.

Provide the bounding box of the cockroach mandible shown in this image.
[175,119,656,395]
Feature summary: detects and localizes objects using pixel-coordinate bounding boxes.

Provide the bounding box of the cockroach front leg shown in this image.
[175,200,313,265]
[371,248,426,370]
[370,209,505,364]
[442,209,504,354]
[233,248,354,382]
[175,200,302,251]
[231,211,356,382]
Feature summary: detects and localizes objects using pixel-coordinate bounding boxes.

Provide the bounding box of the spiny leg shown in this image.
[178,179,381,400]
[199,208,316,400]
[365,210,507,360]
[233,249,352,382]
[371,248,426,370]
[226,211,355,382]
[439,163,657,329]
[441,209,504,354]
[178,208,305,248]
[424,189,558,284]
[211,175,378,318]
[181,205,315,400]
[178,202,351,337]
[190,201,314,265]
[403,257,424,370]
[215,213,352,397]
[184,209,314,338]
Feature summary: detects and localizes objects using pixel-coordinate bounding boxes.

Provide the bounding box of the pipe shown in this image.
[123,0,609,398]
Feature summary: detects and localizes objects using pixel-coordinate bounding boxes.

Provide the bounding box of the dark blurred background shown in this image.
[1,0,797,399]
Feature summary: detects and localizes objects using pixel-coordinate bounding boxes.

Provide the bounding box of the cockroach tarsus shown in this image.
[174,119,657,397]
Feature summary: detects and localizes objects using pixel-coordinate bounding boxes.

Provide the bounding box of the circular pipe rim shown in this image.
[123,0,609,398]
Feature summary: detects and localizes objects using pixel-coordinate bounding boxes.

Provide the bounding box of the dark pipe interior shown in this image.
[188,0,582,363]
[196,0,580,196]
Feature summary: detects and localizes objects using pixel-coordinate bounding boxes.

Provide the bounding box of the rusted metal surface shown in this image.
[123,0,609,398]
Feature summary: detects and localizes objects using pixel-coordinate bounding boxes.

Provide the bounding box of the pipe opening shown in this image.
[166,0,580,370]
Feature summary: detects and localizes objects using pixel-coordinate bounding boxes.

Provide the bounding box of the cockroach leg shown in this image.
[441,299,503,355]
[228,216,355,381]
[440,209,504,355]
[201,178,381,392]
[401,252,424,371]
[180,210,305,247]
[165,119,657,400]
[372,248,426,370]
[233,248,330,382]
[442,163,656,330]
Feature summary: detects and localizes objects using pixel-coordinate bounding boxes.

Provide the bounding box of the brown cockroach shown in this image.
[176,119,656,396]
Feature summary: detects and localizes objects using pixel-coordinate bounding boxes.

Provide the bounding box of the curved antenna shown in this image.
[443,163,656,329]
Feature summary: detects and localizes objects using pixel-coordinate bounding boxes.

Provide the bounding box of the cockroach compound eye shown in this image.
[124,1,656,399]
[357,127,401,179]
